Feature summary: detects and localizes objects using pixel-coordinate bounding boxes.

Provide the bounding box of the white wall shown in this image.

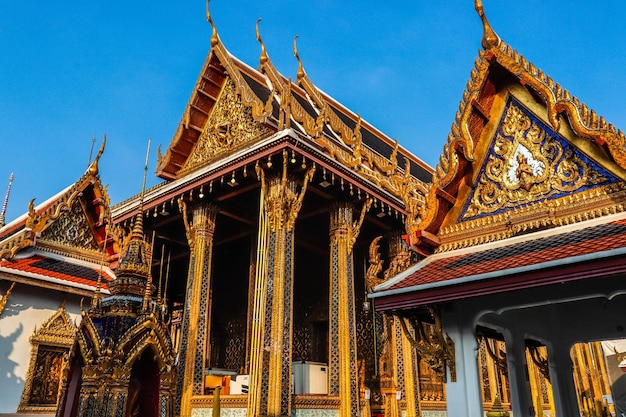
[0,284,82,413]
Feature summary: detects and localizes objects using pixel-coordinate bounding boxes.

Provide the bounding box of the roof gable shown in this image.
[459,96,621,222]
[0,139,116,264]
[404,3,626,255]
[180,76,274,176]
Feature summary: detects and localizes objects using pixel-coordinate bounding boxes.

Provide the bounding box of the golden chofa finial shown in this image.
[206,0,219,47]
[293,34,305,82]
[256,18,268,66]
[475,0,500,50]
[88,134,106,176]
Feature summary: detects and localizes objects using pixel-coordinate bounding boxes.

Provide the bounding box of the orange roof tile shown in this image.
[0,254,112,290]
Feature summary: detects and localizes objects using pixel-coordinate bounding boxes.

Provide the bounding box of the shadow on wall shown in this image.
[0,323,25,412]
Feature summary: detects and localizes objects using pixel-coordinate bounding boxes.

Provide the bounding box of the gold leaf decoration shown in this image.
[462,99,617,220]
[182,78,272,174]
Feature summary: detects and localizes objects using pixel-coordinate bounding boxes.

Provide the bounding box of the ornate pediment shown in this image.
[181,77,273,175]
[460,97,620,221]
[30,303,76,347]
[39,197,100,252]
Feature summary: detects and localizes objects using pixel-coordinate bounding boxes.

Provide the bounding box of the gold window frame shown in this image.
[18,303,76,414]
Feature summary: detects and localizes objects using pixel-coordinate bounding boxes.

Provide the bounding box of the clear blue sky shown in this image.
[1,1,624,224]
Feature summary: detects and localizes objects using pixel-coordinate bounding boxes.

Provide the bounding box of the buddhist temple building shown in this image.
[0,143,117,413]
[1,2,625,417]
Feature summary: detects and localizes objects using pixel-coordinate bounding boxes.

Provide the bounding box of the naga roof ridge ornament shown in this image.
[206,0,219,47]
[87,133,106,176]
[256,18,269,66]
[474,0,500,50]
[293,35,305,82]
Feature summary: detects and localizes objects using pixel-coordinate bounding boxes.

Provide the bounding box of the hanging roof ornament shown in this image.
[475,0,500,50]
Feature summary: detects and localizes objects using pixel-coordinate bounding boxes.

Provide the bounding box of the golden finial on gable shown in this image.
[475,0,500,50]
[256,18,269,66]
[293,35,305,82]
[206,0,219,47]
[88,134,106,176]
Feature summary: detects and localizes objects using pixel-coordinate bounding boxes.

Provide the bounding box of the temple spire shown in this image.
[0,172,14,228]
[140,139,153,312]
[475,0,500,50]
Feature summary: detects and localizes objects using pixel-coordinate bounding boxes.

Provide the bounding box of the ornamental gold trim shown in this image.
[181,78,273,175]
[0,138,112,262]
[409,4,626,243]
[462,99,616,221]
[18,302,76,413]
[0,281,15,317]
[397,307,456,383]
[436,184,626,252]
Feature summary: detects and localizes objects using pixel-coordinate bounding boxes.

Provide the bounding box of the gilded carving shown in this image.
[39,197,100,251]
[257,150,315,233]
[366,237,384,293]
[182,78,272,174]
[0,281,15,317]
[462,99,616,220]
[18,303,77,413]
[397,307,455,383]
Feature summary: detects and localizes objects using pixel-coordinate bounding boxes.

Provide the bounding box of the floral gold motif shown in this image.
[463,100,613,220]
[182,78,273,175]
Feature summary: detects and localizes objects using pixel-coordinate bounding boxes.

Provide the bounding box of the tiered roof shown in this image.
[151,5,432,219]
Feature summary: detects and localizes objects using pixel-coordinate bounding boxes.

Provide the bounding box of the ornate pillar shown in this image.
[176,201,219,417]
[247,155,314,417]
[329,201,370,417]
[75,364,131,417]
[397,317,420,417]
[160,371,175,417]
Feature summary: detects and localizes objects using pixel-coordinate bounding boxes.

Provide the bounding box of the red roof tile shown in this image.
[0,254,112,290]
[388,217,626,291]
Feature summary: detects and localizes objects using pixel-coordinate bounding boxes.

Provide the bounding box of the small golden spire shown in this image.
[206,0,219,47]
[256,18,268,66]
[88,134,106,176]
[293,35,305,81]
[475,0,500,50]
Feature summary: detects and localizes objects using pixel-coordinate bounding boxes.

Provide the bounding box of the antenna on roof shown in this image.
[0,172,15,228]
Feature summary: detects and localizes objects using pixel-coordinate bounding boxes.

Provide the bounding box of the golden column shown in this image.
[176,201,219,417]
[329,201,370,417]
[397,317,420,417]
[247,153,314,417]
